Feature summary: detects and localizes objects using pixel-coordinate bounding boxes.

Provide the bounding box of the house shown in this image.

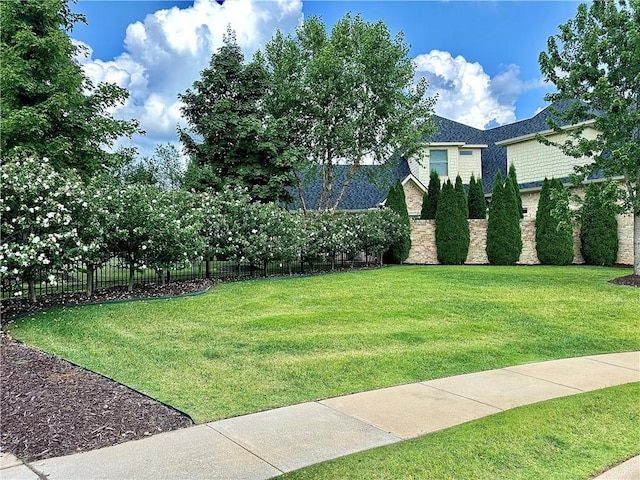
[289,101,632,265]
[414,102,604,217]
[291,102,601,218]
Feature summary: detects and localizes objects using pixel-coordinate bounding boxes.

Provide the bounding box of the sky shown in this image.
[69,0,585,158]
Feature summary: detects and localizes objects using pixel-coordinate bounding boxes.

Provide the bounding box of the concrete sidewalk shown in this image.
[2,352,638,480]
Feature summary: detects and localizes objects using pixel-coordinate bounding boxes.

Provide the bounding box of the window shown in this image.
[429,149,448,176]
[460,150,473,156]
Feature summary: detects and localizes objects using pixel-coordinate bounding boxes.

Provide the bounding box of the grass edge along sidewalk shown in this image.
[281,383,640,480]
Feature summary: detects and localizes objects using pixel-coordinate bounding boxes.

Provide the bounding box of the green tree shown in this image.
[454,174,469,218]
[539,0,639,274]
[508,163,524,218]
[265,14,436,212]
[468,174,486,219]
[580,182,620,266]
[0,0,140,178]
[179,28,293,203]
[420,170,441,219]
[535,178,574,265]
[435,179,470,264]
[384,181,412,263]
[486,172,523,265]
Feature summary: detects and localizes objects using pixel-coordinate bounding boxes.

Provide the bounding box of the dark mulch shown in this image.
[1,278,214,323]
[609,274,640,287]
[0,279,213,462]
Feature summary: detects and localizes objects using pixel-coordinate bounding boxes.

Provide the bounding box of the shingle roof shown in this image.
[287,158,412,211]
[428,102,575,193]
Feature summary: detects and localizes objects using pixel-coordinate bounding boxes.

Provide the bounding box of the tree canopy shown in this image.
[539,0,639,274]
[179,28,294,203]
[0,0,140,178]
[265,13,436,212]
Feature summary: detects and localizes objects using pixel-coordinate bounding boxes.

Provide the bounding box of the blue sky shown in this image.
[70,0,584,156]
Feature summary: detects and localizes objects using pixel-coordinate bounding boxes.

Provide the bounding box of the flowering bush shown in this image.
[1,157,83,300]
[2,161,408,299]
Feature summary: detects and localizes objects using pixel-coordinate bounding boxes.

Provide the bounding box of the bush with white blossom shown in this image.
[1,156,83,300]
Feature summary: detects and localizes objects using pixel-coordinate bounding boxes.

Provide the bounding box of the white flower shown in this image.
[141,245,147,250]
[32,236,40,244]
[14,291,22,297]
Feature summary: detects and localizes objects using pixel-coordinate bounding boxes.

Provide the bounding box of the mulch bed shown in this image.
[609,274,640,288]
[0,273,637,463]
[0,280,212,462]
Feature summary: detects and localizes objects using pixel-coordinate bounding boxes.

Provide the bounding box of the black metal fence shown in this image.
[1,253,381,299]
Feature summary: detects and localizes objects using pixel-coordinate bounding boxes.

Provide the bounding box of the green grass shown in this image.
[282,383,640,480]
[9,266,639,424]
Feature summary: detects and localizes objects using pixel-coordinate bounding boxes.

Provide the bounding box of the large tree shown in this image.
[0,0,140,178]
[539,0,640,274]
[179,28,293,203]
[265,13,436,212]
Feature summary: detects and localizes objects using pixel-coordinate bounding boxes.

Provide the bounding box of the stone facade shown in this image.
[407,215,633,266]
[402,179,425,218]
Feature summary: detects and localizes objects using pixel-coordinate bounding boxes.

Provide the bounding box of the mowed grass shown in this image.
[9,265,640,423]
[283,383,640,480]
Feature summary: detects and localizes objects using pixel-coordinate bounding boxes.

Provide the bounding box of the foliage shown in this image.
[0,156,83,300]
[508,163,523,218]
[0,0,140,178]
[486,172,523,265]
[435,179,470,264]
[580,182,620,266]
[116,144,186,191]
[467,174,486,219]
[420,170,441,220]
[454,174,469,218]
[535,178,574,265]
[265,14,436,211]
[179,28,293,203]
[384,181,412,263]
[539,0,639,273]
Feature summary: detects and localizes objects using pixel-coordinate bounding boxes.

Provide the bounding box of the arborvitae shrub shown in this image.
[535,178,574,265]
[580,182,619,266]
[421,170,440,219]
[384,180,412,263]
[454,174,468,218]
[435,179,470,264]
[486,172,522,265]
[508,163,523,218]
[468,174,486,219]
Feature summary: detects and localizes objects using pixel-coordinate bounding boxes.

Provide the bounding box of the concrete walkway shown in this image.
[1,352,638,480]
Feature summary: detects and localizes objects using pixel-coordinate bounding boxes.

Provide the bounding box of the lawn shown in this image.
[9,265,639,423]
[282,383,640,480]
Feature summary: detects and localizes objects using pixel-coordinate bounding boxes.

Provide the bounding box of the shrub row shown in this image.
[1,157,408,300]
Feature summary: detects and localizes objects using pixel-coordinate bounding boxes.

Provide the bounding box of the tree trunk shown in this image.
[331,162,360,213]
[634,211,639,275]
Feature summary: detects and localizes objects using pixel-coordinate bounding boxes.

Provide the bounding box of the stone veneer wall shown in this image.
[407,216,633,266]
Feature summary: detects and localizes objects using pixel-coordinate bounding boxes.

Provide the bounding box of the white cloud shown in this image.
[76,0,303,156]
[414,50,543,129]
